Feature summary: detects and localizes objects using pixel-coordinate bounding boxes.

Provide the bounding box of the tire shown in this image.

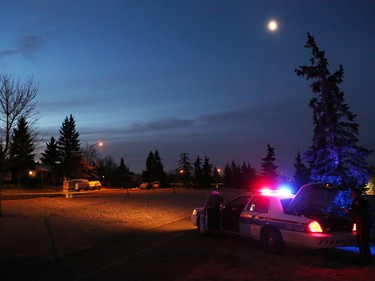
[261,228,284,254]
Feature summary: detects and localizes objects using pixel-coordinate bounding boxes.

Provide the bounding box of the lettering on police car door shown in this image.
[284,223,306,232]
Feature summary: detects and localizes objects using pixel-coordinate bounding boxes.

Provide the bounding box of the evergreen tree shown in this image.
[193,156,203,188]
[142,150,166,184]
[230,160,242,188]
[142,151,154,182]
[293,151,310,191]
[153,150,167,183]
[57,115,83,179]
[212,166,221,185]
[117,157,131,187]
[223,163,233,188]
[201,156,213,188]
[178,152,193,186]
[41,136,59,166]
[222,160,257,189]
[241,161,257,190]
[9,116,34,185]
[260,144,278,181]
[118,157,129,174]
[296,33,372,188]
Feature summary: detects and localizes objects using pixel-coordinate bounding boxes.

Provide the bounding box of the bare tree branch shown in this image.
[0,74,39,158]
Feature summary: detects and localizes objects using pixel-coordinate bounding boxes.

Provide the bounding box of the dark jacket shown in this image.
[351,195,371,225]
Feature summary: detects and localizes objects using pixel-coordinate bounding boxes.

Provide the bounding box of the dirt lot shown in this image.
[0,188,374,280]
[0,188,213,260]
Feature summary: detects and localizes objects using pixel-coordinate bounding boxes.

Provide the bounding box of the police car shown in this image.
[191,183,356,252]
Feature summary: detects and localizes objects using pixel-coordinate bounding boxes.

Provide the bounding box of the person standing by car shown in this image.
[344,188,372,265]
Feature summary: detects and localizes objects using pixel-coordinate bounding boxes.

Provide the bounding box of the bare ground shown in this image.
[0,188,374,280]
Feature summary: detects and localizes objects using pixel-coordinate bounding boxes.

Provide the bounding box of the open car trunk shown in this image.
[285,183,353,232]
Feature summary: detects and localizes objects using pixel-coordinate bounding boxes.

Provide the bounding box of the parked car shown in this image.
[89,181,101,190]
[191,183,356,253]
[152,181,160,188]
[139,182,152,190]
[68,179,90,191]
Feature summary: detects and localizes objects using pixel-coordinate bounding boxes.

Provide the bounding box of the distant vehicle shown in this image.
[139,182,152,190]
[89,181,101,190]
[139,181,160,189]
[191,183,356,253]
[152,181,160,188]
[69,179,90,191]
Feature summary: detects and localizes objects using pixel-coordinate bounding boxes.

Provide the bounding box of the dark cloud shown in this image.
[19,35,43,59]
[39,117,195,141]
[0,49,18,59]
[199,98,308,127]
[127,118,195,133]
[0,34,43,60]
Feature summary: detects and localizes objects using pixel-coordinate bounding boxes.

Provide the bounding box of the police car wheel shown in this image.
[262,228,284,254]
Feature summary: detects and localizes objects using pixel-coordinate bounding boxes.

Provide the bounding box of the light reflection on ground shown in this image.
[337,244,375,254]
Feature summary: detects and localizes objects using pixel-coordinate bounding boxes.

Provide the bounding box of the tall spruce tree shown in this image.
[153,150,167,183]
[223,163,233,188]
[118,157,129,175]
[261,144,278,181]
[293,151,310,190]
[41,136,59,166]
[193,156,203,188]
[178,152,193,185]
[57,115,83,179]
[295,33,372,188]
[9,116,34,185]
[142,151,154,182]
[117,157,131,187]
[142,150,166,184]
[201,156,213,188]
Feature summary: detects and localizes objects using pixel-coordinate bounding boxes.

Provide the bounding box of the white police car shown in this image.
[191,183,356,252]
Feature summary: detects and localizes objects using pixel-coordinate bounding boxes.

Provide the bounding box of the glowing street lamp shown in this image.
[87,141,103,164]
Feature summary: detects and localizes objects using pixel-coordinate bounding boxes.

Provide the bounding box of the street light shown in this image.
[87,141,103,165]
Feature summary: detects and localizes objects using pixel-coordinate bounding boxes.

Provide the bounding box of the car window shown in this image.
[225,196,251,212]
[280,198,293,212]
[248,196,269,213]
[207,194,222,208]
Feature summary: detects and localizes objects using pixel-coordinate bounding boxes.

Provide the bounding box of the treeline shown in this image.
[1,34,374,191]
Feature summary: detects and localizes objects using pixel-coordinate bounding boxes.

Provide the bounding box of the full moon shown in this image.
[267,20,278,32]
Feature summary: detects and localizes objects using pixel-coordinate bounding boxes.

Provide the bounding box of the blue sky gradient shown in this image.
[1,0,374,175]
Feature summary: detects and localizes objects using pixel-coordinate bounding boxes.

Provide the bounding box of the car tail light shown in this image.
[352,223,357,233]
[307,220,323,233]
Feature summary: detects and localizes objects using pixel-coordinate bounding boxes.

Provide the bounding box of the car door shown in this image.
[240,195,270,238]
[222,196,251,233]
[201,191,222,232]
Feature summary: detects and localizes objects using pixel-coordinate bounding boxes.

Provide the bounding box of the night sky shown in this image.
[1,0,374,176]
